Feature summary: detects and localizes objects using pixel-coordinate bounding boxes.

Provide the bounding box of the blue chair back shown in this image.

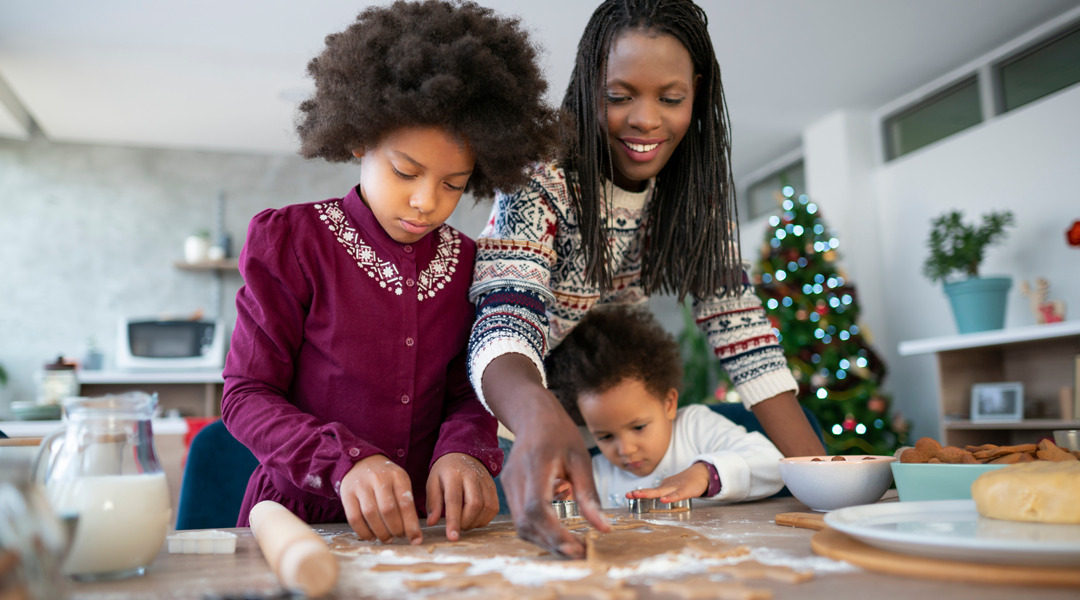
[175,419,259,530]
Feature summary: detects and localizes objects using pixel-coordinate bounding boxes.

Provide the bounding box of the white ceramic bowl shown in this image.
[778,455,896,511]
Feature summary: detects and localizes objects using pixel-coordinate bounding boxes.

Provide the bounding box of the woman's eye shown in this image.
[605,95,630,104]
[660,97,686,105]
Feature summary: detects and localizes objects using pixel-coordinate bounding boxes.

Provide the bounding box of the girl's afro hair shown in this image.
[296,0,560,198]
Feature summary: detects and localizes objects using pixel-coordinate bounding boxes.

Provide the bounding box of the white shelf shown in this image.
[898,320,1080,356]
[77,370,224,384]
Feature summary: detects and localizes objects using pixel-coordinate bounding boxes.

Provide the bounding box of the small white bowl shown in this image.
[778,455,896,512]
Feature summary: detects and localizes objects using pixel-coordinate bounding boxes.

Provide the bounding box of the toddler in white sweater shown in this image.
[546,306,784,509]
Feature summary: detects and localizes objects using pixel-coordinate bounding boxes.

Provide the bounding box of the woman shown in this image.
[467,0,824,558]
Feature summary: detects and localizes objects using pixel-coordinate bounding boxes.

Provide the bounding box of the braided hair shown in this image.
[561,0,741,299]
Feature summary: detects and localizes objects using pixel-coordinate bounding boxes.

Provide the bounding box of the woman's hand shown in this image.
[340,455,422,545]
[480,354,610,559]
[426,452,499,541]
[625,462,710,504]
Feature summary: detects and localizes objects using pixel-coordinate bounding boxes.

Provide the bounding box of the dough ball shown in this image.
[971,461,1080,524]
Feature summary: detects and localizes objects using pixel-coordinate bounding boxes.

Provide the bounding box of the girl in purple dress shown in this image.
[222,0,558,545]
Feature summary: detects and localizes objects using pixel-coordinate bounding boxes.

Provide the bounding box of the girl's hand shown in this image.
[341,455,422,545]
[625,462,711,504]
[426,453,499,541]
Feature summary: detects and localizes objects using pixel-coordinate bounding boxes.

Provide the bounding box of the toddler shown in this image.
[547,306,784,508]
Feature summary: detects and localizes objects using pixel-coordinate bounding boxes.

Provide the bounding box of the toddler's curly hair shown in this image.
[546,305,683,425]
[296,0,559,198]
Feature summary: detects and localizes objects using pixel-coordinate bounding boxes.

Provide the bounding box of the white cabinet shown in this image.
[899,321,1080,447]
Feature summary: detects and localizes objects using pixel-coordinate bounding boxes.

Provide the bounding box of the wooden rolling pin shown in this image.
[249,500,338,598]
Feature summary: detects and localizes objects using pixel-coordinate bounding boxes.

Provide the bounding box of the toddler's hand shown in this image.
[625,462,710,504]
[341,455,422,545]
[426,453,499,541]
[553,478,574,501]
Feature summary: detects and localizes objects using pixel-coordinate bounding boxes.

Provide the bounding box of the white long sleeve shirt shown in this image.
[592,404,784,509]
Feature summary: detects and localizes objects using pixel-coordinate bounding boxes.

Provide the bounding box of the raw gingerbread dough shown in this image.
[329,516,805,598]
[971,461,1080,524]
[708,559,813,583]
[650,577,773,600]
[369,561,470,573]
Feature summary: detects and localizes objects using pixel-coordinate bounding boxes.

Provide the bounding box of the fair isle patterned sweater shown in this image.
[467,164,798,410]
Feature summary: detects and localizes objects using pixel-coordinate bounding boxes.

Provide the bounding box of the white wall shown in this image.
[739,83,1080,442]
[875,85,1080,439]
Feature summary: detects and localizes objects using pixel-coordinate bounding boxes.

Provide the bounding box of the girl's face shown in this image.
[600,29,697,192]
[578,377,678,478]
[353,126,474,244]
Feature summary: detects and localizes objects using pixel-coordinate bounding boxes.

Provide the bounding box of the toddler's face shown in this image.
[354,126,474,244]
[578,377,677,478]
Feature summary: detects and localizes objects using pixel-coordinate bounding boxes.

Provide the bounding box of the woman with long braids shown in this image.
[467,0,826,557]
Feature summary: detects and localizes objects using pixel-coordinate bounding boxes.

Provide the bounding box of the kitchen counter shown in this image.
[76,370,224,384]
[64,494,1077,600]
[0,417,189,438]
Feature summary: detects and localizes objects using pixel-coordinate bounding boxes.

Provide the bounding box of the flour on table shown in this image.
[329,515,831,599]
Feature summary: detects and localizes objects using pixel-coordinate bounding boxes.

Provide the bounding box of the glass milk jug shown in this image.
[32,392,172,581]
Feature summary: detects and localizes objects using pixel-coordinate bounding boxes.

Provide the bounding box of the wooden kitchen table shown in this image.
[67,494,1078,600]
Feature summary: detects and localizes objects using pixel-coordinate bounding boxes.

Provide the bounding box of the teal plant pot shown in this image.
[944,277,1011,334]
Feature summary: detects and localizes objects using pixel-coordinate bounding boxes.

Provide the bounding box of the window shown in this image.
[883,77,982,161]
[880,16,1080,162]
[744,160,805,221]
[998,23,1080,112]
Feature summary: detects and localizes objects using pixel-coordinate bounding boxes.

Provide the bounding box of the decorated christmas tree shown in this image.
[751,187,907,455]
[678,186,908,455]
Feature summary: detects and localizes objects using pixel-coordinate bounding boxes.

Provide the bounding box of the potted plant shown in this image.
[923,210,1015,334]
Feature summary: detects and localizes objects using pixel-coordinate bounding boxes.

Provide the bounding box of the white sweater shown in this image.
[592,404,784,509]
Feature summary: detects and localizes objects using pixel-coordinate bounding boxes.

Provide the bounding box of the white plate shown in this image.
[824,500,1080,566]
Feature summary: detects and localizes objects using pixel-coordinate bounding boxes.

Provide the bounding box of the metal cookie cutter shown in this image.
[551,500,580,519]
[628,498,692,515]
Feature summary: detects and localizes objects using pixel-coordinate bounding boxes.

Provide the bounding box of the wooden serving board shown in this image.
[811,527,1080,587]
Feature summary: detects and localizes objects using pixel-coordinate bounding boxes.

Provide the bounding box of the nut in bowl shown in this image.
[778,455,896,512]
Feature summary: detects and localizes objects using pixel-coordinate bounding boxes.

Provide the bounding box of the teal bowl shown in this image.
[890,462,1008,501]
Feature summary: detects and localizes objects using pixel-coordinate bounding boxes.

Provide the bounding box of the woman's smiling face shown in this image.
[600,29,698,192]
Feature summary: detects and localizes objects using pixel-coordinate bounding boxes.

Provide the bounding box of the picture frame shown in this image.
[970,382,1024,422]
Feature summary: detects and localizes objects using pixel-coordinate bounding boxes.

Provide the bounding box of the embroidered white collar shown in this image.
[315,201,460,301]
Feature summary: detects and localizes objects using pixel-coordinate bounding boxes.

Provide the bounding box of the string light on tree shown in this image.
[750,186,908,455]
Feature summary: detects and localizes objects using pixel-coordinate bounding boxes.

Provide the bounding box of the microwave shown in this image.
[116,317,226,370]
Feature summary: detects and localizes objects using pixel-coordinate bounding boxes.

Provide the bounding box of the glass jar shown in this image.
[35,356,79,406]
[32,392,171,581]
